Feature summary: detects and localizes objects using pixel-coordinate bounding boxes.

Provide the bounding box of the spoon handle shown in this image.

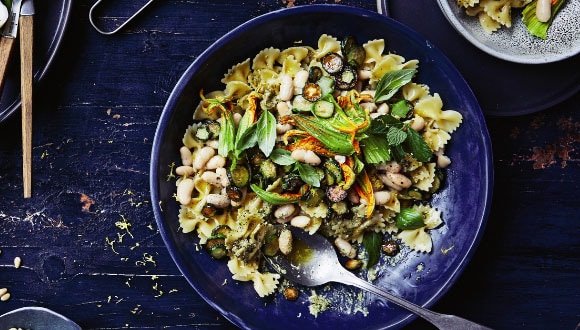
[337,270,492,329]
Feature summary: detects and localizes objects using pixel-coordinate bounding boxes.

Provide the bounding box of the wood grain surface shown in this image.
[0,1,578,329]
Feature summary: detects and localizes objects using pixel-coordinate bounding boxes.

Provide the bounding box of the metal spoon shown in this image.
[265,227,492,330]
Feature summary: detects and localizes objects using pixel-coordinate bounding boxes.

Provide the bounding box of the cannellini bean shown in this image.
[278,229,293,255]
[177,178,195,205]
[276,123,293,134]
[291,149,321,165]
[175,165,195,176]
[334,155,346,164]
[274,204,297,220]
[290,215,311,228]
[380,172,412,190]
[291,149,306,162]
[206,155,226,170]
[193,146,216,170]
[377,160,401,173]
[201,171,222,186]
[216,167,230,187]
[360,102,377,113]
[276,101,292,117]
[335,238,356,259]
[374,191,392,206]
[206,194,230,208]
[358,70,372,80]
[233,112,243,126]
[536,0,551,22]
[435,149,452,168]
[205,139,219,149]
[293,70,309,92]
[376,103,389,115]
[278,74,294,101]
[410,115,425,132]
[180,146,193,166]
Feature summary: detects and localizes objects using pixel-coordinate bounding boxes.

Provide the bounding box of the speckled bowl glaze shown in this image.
[0,307,81,330]
[151,5,493,329]
[438,0,580,64]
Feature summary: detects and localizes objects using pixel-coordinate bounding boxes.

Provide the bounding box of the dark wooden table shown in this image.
[1,1,578,329]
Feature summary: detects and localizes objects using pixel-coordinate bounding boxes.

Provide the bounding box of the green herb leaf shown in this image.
[405,127,432,162]
[216,105,235,158]
[522,0,567,39]
[387,126,407,146]
[257,110,277,157]
[367,114,403,135]
[396,208,425,230]
[250,184,303,205]
[391,99,412,118]
[270,148,296,166]
[234,123,258,154]
[295,162,321,187]
[360,135,391,164]
[373,69,416,103]
[363,231,382,268]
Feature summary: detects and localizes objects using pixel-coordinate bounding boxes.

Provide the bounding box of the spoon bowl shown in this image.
[265,227,492,330]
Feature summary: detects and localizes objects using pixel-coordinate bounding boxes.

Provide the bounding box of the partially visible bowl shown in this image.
[437,0,580,64]
[151,4,493,329]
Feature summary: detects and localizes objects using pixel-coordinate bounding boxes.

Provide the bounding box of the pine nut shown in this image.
[0,292,10,301]
[14,256,21,268]
[0,288,7,296]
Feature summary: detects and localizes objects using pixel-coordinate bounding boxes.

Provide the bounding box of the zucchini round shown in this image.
[312,100,334,118]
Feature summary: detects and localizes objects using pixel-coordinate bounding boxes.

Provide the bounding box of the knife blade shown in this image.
[20,0,34,198]
[0,0,23,93]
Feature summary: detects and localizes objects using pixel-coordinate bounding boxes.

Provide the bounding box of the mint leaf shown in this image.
[363,231,382,267]
[405,127,432,162]
[257,110,277,157]
[387,126,407,146]
[373,69,416,103]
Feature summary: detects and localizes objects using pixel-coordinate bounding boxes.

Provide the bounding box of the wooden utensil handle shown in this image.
[21,15,34,198]
[0,36,16,93]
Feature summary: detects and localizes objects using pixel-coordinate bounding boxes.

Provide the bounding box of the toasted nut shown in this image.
[0,292,10,301]
[14,257,21,269]
[278,228,293,255]
[345,259,363,270]
[283,286,299,301]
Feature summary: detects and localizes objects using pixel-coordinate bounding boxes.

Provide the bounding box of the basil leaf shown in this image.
[373,69,416,103]
[217,107,236,158]
[257,110,277,157]
[363,231,382,268]
[250,184,302,205]
[295,162,321,187]
[387,126,407,146]
[235,123,257,154]
[270,148,296,166]
[396,208,425,230]
[405,127,432,162]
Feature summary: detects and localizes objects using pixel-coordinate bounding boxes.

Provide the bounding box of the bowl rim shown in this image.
[150,4,494,329]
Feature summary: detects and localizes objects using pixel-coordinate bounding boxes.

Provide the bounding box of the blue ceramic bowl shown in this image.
[151,4,493,329]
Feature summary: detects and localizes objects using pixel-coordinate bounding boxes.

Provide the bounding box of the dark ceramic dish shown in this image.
[0,0,72,122]
[0,307,81,330]
[151,5,493,329]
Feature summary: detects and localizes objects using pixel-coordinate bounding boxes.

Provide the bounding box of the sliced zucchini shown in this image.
[262,233,280,257]
[291,95,314,113]
[321,52,344,74]
[259,159,277,180]
[226,185,244,202]
[228,164,250,187]
[335,66,358,90]
[206,234,228,259]
[323,158,343,185]
[317,76,335,96]
[305,187,325,207]
[346,45,366,68]
[211,224,231,236]
[209,244,228,259]
[312,100,334,118]
[308,66,323,83]
[201,203,218,218]
[195,120,220,141]
[302,82,322,102]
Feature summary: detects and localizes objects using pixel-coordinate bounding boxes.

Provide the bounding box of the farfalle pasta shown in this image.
[458,0,533,34]
[173,34,463,299]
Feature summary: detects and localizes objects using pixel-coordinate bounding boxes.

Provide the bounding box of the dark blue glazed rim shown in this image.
[151,4,493,329]
[0,0,73,123]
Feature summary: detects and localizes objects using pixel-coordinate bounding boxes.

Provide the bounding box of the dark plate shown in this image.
[377,0,580,116]
[0,307,81,330]
[0,0,72,122]
[151,4,493,329]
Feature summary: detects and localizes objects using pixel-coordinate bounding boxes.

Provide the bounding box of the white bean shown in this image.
[435,149,452,168]
[233,112,243,126]
[334,155,346,164]
[536,0,551,22]
[303,150,321,166]
[206,155,226,170]
[193,146,216,170]
[278,74,294,101]
[377,160,401,173]
[180,146,193,166]
[374,191,392,206]
[410,115,425,132]
[293,70,309,92]
[276,101,292,117]
[290,215,311,228]
[216,167,230,187]
[291,149,306,161]
[206,194,230,208]
[175,165,195,176]
[278,229,293,255]
[358,70,372,81]
[201,171,222,186]
[276,123,293,134]
[177,178,195,205]
[205,139,219,149]
[380,172,412,191]
[274,204,297,220]
[335,238,356,259]
[360,102,377,113]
